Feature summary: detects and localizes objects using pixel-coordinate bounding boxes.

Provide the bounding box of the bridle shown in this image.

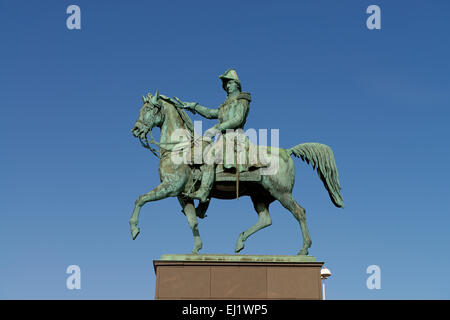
[138,99,192,159]
[137,102,164,158]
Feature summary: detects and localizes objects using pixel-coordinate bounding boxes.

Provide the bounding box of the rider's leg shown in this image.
[189,137,218,203]
[191,164,214,203]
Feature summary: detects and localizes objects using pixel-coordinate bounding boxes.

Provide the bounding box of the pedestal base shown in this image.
[153,254,323,300]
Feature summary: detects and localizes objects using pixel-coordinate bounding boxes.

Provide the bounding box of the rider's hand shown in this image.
[172,97,197,110]
[183,102,197,110]
[204,126,220,139]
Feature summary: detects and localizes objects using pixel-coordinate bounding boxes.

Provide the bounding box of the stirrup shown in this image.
[191,188,210,203]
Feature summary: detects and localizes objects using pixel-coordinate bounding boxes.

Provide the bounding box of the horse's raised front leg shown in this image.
[178,197,203,254]
[235,197,272,254]
[129,181,182,240]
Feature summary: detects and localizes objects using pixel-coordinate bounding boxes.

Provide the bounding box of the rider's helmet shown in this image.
[219,68,241,92]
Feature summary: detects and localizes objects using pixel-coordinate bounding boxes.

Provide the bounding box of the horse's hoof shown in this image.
[192,242,202,254]
[298,248,308,256]
[192,246,202,254]
[131,227,140,240]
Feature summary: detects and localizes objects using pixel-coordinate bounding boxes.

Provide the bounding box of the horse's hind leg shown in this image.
[178,197,202,254]
[235,197,272,254]
[275,193,312,255]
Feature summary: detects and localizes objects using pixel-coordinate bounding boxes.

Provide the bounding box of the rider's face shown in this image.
[226,80,239,94]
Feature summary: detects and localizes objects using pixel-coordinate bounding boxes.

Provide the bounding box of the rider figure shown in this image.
[181,68,252,202]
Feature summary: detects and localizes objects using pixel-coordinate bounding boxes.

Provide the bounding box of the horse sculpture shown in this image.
[129,91,344,255]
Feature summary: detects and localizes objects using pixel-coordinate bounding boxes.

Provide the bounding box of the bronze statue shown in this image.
[129,69,344,256]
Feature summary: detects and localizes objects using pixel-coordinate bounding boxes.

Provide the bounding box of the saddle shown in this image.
[183,164,262,200]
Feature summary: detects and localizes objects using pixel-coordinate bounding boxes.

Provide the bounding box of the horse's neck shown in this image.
[160,103,188,145]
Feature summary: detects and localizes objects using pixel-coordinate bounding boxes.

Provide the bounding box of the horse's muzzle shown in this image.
[132,123,147,138]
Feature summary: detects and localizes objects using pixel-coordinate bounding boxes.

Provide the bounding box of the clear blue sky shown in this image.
[1,0,449,299]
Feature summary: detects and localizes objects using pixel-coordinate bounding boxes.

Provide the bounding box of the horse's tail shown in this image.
[287,143,344,208]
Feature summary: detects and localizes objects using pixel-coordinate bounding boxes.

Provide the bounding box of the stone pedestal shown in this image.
[153,254,323,300]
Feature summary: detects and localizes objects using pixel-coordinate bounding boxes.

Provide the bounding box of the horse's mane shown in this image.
[159,94,195,135]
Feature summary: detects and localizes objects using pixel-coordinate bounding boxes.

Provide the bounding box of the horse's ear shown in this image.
[151,90,161,107]
[142,95,147,103]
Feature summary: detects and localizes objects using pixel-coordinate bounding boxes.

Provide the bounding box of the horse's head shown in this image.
[132,90,164,140]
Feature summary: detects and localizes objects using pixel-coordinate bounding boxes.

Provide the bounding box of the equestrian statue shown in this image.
[129,69,344,255]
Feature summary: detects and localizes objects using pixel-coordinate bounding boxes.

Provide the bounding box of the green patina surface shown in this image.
[160,254,317,263]
[129,69,344,256]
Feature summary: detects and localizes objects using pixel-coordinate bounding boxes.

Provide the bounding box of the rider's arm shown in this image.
[193,104,219,119]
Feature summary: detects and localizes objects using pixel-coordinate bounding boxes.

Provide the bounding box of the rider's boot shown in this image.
[191,164,214,203]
